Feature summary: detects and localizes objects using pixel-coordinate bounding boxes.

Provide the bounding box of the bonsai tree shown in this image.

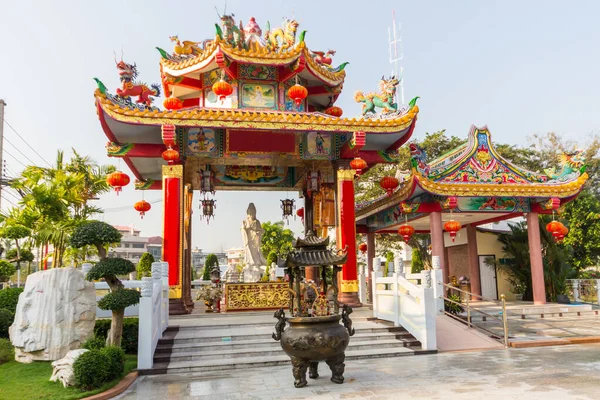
[6,249,34,274]
[70,221,140,346]
[1,225,31,266]
[136,252,155,279]
[203,253,219,281]
[0,260,16,282]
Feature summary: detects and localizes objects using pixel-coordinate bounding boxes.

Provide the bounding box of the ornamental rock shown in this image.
[10,268,96,363]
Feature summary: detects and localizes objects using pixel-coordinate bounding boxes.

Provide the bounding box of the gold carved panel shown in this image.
[225,282,291,311]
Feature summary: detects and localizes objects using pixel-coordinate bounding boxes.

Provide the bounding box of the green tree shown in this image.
[411,247,425,274]
[266,251,278,266]
[0,260,16,282]
[0,225,31,266]
[560,190,600,270]
[203,254,219,281]
[6,248,34,274]
[260,221,294,258]
[136,252,155,279]
[70,221,138,347]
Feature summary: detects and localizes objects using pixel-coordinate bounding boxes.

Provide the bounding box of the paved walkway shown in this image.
[117,344,600,399]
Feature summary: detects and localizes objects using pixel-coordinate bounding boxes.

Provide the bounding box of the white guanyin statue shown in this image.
[241,203,267,282]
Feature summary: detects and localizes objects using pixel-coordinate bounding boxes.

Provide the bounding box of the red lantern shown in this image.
[380,176,399,196]
[444,220,462,242]
[212,78,233,102]
[325,106,343,117]
[398,224,415,242]
[358,243,368,254]
[546,220,564,237]
[447,196,458,209]
[557,224,569,242]
[106,171,130,195]
[162,147,180,163]
[287,83,308,107]
[350,157,368,176]
[134,200,151,219]
[163,97,183,110]
[296,208,304,219]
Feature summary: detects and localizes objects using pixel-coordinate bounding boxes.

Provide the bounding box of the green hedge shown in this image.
[82,336,106,351]
[0,309,14,339]
[0,337,14,364]
[0,288,24,314]
[102,346,125,380]
[94,318,138,354]
[73,350,110,390]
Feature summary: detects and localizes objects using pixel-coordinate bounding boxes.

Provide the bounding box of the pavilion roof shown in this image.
[355,125,588,220]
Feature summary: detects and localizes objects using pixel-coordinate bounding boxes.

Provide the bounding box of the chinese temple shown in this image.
[94,14,419,312]
[355,126,588,304]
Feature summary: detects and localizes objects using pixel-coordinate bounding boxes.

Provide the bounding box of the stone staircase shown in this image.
[144,309,432,375]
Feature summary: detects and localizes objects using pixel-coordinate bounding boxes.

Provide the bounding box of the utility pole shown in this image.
[0,99,5,211]
[388,11,404,106]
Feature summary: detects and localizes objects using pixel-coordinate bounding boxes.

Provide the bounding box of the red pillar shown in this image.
[162,164,186,312]
[467,224,482,298]
[527,212,547,305]
[430,212,447,277]
[336,169,362,307]
[366,232,375,303]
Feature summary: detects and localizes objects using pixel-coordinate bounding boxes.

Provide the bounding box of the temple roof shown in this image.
[356,125,588,221]
[292,231,330,248]
[286,249,348,268]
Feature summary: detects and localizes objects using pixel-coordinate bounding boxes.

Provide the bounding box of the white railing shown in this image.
[87,261,170,370]
[371,256,443,351]
[566,279,600,304]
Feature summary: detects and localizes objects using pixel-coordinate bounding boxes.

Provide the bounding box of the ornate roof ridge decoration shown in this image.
[293,230,330,248]
[286,231,348,268]
[94,89,419,133]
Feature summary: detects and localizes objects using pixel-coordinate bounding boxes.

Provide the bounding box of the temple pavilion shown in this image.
[94,14,418,312]
[355,126,588,304]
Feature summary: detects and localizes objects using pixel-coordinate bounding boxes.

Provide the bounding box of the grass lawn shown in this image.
[0,354,137,400]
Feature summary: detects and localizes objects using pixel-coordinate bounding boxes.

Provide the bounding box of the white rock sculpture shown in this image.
[10,268,96,363]
[50,349,89,387]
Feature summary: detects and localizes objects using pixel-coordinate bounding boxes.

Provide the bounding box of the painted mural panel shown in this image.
[457,197,529,212]
[240,83,277,109]
[302,132,333,160]
[187,128,217,156]
[238,64,277,80]
[213,165,289,186]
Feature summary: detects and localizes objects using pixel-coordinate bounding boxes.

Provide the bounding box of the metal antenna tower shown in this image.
[388,10,404,105]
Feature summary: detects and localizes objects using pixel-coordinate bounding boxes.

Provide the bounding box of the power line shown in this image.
[2,119,52,167]
[103,198,163,212]
[3,136,37,166]
[1,194,17,208]
[2,151,27,168]
[3,189,20,201]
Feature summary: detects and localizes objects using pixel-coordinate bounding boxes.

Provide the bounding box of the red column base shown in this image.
[338,292,363,308]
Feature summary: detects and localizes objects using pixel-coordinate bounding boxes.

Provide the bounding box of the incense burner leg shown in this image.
[309,361,319,379]
[291,357,309,388]
[326,353,346,384]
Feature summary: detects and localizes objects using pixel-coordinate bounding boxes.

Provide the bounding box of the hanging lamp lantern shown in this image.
[557,224,569,242]
[358,243,368,254]
[199,168,215,195]
[350,157,368,177]
[325,105,343,117]
[444,220,462,242]
[380,176,399,196]
[398,224,415,242]
[546,220,564,237]
[106,170,130,195]
[201,198,216,224]
[306,170,321,198]
[212,78,233,102]
[163,96,183,110]
[288,83,308,107]
[281,199,296,224]
[134,200,151,219]
[162,146,180,163]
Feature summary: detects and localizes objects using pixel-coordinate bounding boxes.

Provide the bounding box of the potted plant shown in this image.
[509,279,526,301]
[196,285,223,312]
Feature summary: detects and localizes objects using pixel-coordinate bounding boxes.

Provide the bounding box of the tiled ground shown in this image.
[117,343,600,399]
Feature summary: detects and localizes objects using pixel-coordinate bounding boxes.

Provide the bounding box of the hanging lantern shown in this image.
[212,78,233,102]
[296,207,304,219]
[134,200,151,219]
[162,147,180,163]
[199,168,215,195]
[325,105,343,117]
[163,96,183,110]
[398,224,415,242]
[306,170,321,198]
[350,157,368,177]
[281,199,296,224]
[557,224,569,242]
[380,176,399,196]
[358,243,368,254]
[444,220,462,242]
[287,83,308,107]
[201,198,216,224]
[546,220,564,237]
[106,171,130,195]
[447,196,458,209]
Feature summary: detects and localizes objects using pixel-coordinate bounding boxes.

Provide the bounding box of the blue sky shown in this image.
[1,1,598,252]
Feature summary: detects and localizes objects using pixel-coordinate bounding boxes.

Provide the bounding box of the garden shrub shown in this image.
[94,318,139,353]
[0,338,14,364]
[0,308,14,339]
[101,346,125,380]
[0,260,16,282]
[136,252,154,279]
[73,349,110,390]
[82,336,106,351]
[0,288,23,313]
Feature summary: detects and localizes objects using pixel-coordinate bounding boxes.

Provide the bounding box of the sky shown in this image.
[1,1,599,252]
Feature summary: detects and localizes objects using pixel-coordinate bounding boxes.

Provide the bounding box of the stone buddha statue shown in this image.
[241,203,267,282]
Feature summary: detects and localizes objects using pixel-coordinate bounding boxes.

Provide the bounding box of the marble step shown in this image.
[154,338,418,363]
[156,331,416,354]
[145,346,423,375]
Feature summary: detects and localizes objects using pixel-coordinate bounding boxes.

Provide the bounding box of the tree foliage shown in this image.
[0,261,16,282]
[136,252,155,279]
[203,253,219,280]
[560,190,600,270]
[411,247,425,274]
[87,258,135,281]
[260,221,294,258]
[70,221,121,259]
